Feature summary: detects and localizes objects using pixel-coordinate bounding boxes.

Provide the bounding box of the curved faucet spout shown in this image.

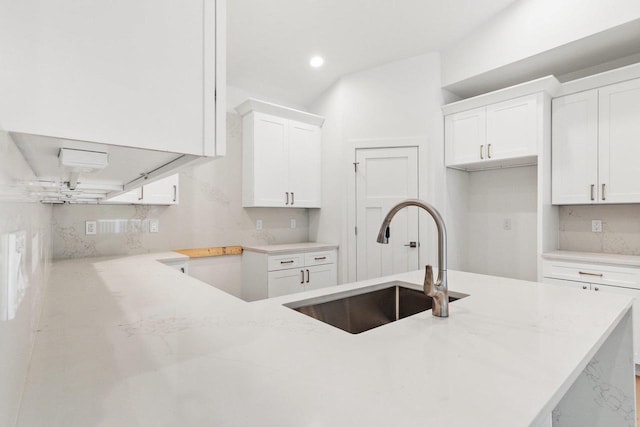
[376,199,449,317]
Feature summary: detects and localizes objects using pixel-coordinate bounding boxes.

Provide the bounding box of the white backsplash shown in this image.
[559,205,640,255]
[0,130,52,427]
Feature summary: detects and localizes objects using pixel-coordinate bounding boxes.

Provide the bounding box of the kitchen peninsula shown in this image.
[17,252,635,426]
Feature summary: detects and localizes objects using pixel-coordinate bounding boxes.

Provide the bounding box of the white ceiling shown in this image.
[227,0,520,108]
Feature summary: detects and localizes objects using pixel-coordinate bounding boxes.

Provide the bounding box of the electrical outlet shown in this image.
[85,221,97,235]
[592,220,602,233]
[256,219,263,230]
[149,219,159,233]
[290,219,296,229]
[503,218,512,231]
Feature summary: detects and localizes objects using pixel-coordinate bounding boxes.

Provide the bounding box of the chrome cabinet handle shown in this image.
[291,192,295,205]
[480,145,484,160]
[590,184,595,201]
[601,184,606,201]
[306,269,310,283]
[487,143,492,159]
[173,185,177,202]
[579,271,603,277]
[300,270,304,284]
[285,192,289,205]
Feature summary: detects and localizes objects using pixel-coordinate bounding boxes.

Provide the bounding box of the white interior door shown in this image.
[355,147,419,280]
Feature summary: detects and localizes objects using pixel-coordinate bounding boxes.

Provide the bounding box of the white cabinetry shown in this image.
[543,258,640,364]
[242,245,338,301]
[236,99,324,208]
[104,174,179,205]
[552,78,640,204]
[445,94,540,170]
[0,0,225,157]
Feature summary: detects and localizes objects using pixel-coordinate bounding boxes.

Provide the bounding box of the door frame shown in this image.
[346,137,429,283]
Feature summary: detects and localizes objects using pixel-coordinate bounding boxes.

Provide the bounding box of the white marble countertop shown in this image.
[17,252,633,426]
[543,250,640,267]
[242,241,339,254]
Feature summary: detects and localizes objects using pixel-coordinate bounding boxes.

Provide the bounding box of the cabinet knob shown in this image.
[594,287,599,292]
[582,285,588,290]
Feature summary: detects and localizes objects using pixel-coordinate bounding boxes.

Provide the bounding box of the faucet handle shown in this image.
[423,264,434,297]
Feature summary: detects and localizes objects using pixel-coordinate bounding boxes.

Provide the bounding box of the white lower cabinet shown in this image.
[242,246,338,301]
[543,259,640,364]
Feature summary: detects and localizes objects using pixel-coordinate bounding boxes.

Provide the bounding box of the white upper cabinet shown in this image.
[104,174,179,205]
[598,79,640,203]
[0,0,225,158]
[552,78,640,204]
[445,93,542,170]
[445,108,486,166]
[551,90,599,204]
[485,95,538,161]
[237,99,324,208]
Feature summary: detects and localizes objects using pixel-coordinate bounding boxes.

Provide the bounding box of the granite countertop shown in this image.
[242,242,339,254]
[543,250,640,267]
[16,252,632,426]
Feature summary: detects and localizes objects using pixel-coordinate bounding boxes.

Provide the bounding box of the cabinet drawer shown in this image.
[267,254,304,271]
[304,250,335,266]
[543,260,640,290]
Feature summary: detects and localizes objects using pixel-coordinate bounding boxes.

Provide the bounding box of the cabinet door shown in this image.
[305,264,338,292]
[268,269,305,298]
[249,113,289,207]
[445,108,486,167]
[593,284,640,363]
[141,175,179,205]
[551,91,599,205]
[485,95,538,161]
[598,78,640,203]
[288,121,321,208]
[102,187,143,204]
[0,0,219,156]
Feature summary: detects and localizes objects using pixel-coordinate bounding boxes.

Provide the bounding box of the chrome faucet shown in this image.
[376,199,449,318]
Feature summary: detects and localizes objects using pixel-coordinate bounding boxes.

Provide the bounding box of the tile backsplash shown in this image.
[52,113,310,259]
[559,205,640,255]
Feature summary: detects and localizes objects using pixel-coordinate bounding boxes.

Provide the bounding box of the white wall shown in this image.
[465,166,538,281]
[308,53,447,283]
[442,0,640,88]
[0,131,52,427]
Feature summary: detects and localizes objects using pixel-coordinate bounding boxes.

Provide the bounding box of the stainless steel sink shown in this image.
[285,281,468,334]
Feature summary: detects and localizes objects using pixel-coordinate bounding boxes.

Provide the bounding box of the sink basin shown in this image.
[285,281,468,334]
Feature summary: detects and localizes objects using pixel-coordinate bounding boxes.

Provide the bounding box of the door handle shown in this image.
[404,242,418,248]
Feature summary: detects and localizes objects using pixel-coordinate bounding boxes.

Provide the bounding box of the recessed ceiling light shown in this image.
[310,56,324,68]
